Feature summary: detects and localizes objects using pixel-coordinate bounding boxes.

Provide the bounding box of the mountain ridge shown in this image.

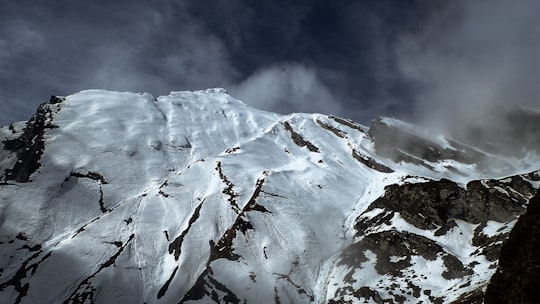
[0,89,538,303]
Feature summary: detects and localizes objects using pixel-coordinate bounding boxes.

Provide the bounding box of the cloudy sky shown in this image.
[1,0,539,131]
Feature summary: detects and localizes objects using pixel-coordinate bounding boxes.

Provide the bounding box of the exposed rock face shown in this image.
[357,175,536,231]
[2,96,63,183]
[484,190,540,304]
[325,171,539,303]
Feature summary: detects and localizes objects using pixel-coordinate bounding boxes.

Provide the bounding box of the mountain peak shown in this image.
[1,89,538,303]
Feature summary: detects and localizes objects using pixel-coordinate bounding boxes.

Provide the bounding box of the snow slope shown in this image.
[0,89,538,303]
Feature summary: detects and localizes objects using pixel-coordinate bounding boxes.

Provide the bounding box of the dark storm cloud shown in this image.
[1,0,441,126]
[0,0,237,125]
[182,0,436,121]
[12,0,537,132]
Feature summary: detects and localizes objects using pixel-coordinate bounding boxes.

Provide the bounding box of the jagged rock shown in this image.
[283,121,320,152]
[356,175,535,233]
[2,101,60,182]
[328,171,539,303]
[484,190,540,303]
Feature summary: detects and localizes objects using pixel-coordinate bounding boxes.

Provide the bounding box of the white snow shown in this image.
[0,89,537,303]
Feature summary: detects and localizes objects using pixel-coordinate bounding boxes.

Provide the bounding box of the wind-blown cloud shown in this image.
[396,0,540,138]
[230,64,343,116]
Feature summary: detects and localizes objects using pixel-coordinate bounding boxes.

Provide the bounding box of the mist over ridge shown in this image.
[395,0,540,148]
[1,0,538,134]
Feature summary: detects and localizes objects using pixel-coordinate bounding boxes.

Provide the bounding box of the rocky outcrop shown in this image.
[2,96,63,183]
[326,171,539,303]
[356,174,537,232]
[283,121,320,152]
[484,189,540,303]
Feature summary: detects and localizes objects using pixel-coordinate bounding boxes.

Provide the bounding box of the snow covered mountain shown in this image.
[0,89,538,304]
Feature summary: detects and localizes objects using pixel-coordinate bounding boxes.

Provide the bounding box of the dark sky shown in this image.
[1,0,539,130]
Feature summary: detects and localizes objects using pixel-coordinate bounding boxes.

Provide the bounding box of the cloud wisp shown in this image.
[230,64,343,117]
[396,0,540,140]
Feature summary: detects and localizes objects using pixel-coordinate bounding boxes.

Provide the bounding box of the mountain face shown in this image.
[0,89,538,304]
